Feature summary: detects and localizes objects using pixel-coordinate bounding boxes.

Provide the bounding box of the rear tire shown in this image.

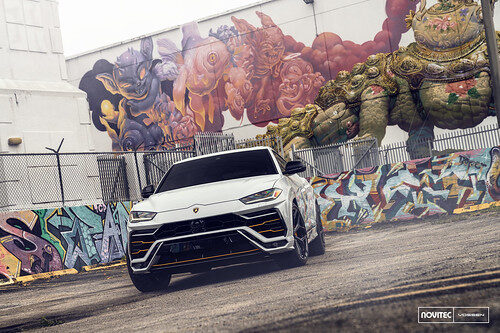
[127,254,171,292]
[276,203,308,268]
[309,202,326,256]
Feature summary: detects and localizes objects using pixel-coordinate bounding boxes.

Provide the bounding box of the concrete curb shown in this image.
[453,200,500,214]
[0,261,126,287]
[0,268,78,286]
[81,261,126,272]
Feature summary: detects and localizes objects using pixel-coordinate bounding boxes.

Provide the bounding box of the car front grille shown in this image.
[154,213,244,239]
[151,231,259,269]
[154,208,286,239]
[129,209,287,260]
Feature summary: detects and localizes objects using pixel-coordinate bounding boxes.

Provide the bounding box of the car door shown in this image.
[290,173,316,231]
[273,151,315,231]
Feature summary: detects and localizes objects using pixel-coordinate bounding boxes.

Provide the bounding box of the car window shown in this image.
[156,150,278,193]
[273,151,287,173]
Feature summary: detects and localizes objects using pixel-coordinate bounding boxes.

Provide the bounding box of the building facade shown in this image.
[0,0,92,153]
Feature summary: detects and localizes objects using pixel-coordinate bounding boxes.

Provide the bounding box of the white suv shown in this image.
[127,147,325,292]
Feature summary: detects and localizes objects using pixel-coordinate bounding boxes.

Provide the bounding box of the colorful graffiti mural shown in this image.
[79,0,419,150]
[0,202,131,280]
[312,146,500,231]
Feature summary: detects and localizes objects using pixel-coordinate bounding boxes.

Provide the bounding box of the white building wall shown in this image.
[0,0,93,153]
[0,0,99,210]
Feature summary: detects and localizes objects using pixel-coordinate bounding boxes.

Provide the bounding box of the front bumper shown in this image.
[128,202,294,274]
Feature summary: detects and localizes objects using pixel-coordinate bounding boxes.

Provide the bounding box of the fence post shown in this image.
[277,136,284,157]
[427,140,433,158]
[134,150,143,190]
[45,139,65,206]
[290,144,296,161]
[192,136,198,157]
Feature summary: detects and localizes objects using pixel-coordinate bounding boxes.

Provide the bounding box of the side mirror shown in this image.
[141,185,155,199]
[283,161,306,175]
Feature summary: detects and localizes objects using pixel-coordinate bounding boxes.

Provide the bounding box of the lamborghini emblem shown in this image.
[193,207,199,213]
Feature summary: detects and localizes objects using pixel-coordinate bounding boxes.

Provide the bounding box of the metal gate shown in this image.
[97,155,130,203]
[236,135,285,157]
[143,148,195,187]
[194,132,236,155]
[292,137,380,178]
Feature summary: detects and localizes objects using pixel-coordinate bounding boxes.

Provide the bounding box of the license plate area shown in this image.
[155,232,257,267]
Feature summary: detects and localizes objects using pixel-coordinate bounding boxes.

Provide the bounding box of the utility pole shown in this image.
[303,0,318,37]
[481,0,500,125]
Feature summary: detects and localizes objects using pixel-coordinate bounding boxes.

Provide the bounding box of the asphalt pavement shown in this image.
[0,209,498,332]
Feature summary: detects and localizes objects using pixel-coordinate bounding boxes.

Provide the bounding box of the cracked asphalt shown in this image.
[0,209,498,332]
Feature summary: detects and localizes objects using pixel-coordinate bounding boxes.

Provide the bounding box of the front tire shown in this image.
[127,255,171,292]
[309,202,326,256]
[276,203,308,268]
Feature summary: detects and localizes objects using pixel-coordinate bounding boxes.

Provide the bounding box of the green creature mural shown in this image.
[266,0,499,158]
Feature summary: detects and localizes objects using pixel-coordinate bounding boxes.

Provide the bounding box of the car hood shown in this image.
[133,174,282,213]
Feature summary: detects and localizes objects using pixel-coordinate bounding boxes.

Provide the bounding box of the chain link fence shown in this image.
[291,123,500,178]
[379,124,500,165]
[0,133,284,211]
[1,125,498,211]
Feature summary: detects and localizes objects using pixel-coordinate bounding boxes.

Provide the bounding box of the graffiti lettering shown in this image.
[0,211,63,276]
[313,147,500,231]
[458,155,487,169]
[0,203,131,279]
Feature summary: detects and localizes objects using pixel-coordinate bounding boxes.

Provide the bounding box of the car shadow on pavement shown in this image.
[167,259,280,292]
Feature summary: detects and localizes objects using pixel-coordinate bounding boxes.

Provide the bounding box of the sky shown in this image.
[58,0,262,56]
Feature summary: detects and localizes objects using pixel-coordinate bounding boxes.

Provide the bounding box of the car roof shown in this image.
[174,146,275,165]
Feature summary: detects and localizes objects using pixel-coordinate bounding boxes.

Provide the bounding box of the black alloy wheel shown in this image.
[276,203,308,268]
[310,201,326,256]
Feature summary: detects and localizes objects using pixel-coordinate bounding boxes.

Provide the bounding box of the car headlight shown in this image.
[240,188,282,205]
[130,211,157,223]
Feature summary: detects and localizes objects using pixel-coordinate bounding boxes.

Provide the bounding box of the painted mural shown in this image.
[0,202,131,280]
[79,0,420,151]
[312,146,500,231]
[267,0,499,159]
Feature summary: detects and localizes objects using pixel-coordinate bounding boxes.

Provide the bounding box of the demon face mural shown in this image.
[80,0,418,151]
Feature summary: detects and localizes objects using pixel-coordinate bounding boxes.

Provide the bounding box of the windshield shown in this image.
[156,149,278,193]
